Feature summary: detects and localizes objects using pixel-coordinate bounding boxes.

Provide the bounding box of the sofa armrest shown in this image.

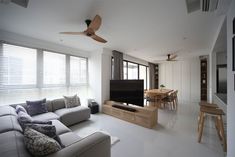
[47,132,111,157]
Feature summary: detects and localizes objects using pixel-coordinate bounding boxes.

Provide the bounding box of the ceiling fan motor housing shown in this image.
[85,19,91,27]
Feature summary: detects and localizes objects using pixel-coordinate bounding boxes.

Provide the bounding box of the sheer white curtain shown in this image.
[70,56,87,85]
[0,43,37,89]
[43,51,66,86]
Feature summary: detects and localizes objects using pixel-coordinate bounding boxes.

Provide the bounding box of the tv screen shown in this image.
[110,80,144,107]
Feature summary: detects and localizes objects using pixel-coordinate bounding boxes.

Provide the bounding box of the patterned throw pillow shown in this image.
[16,105,27,114]
[24,123,63,147]
[63,94,81,108]
[26,98,48,116]
[24,128,61,156]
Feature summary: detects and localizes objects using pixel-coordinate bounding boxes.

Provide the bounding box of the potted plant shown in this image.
[160,84,165,91]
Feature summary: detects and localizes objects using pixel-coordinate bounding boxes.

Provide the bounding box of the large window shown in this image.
[43,51,66,85]
[111,57,149,90]
[70,56,87,84]
[0,42,88,105]
[0,44,37,88]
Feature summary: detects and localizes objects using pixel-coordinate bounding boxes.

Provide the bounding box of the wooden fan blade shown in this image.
[91,34,107,43]
[59,32,85,35]
[88,15,102,31]
[170,54,177,60]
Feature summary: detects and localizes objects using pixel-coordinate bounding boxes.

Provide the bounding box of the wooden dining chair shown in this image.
[145,92,159,107]
[173,90,178,110]
[162,91,175,110]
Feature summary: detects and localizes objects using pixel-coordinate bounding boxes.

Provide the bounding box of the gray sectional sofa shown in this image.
[0,98,111,157]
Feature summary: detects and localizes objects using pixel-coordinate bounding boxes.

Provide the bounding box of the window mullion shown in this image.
[37,49,43,88]
[66,55,70,87]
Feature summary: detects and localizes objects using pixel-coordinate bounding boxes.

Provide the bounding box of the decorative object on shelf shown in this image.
[160,84,165,91]
[233,36,235,71]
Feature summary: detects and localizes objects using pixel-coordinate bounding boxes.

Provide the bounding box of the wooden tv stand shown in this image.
[102,101,158,128]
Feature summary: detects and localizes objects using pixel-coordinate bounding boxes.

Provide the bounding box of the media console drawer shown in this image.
[123,111,135,122]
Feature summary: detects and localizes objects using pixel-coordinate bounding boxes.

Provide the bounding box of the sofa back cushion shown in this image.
[0,115,23,133]
[51,98,66,111]
[0,105,17,117]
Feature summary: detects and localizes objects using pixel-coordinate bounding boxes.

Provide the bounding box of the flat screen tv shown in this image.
[110,80,144,107]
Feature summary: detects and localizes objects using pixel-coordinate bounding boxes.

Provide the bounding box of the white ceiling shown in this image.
[0,0,227,62]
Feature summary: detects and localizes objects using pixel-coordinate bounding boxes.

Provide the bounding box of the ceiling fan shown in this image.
[154,53,178,62]
[60,15,107,43]
[166,54,177,61]
[0,0,29,8]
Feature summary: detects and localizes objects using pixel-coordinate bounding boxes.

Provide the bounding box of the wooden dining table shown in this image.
[145,89,173,107]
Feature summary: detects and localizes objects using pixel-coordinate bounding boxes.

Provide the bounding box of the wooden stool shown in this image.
[197,102,218,132]
[197,106,226,152]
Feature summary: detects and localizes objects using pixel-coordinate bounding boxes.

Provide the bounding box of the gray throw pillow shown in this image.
[17,111,33,124]
[24,128,61,156]
[26,98,48,116]
[63,94,81,108]
[16,105,27,114]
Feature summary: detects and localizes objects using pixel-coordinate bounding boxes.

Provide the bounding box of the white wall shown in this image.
[88,50,102,107]
[101,48,112,105]
[159,58,200,103]
[226,1,235,156]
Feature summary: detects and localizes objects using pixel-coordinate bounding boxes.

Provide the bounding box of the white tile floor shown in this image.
[70,102,226,157]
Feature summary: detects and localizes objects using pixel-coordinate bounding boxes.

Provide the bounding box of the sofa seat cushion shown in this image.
[59,132,81,147]
[54,106,90,126]
[51,120,71,135]
[0,131,31,157]
[0,106,17,117]
[0,115,22,133]
[32,112,59,121]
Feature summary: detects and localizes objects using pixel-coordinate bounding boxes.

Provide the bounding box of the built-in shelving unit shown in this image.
[200,59,207,101]
[154,64,159,88]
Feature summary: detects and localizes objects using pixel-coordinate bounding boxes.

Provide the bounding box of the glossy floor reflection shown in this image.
[70,102,226,157]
